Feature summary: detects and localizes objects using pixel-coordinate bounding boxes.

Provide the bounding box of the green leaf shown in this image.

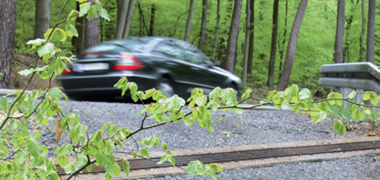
[220,88,237,105]
[79,2,91,17]
[161,142,168,151]
[86,164,93,173]
[194,95,208,106]
[188,160,206,176]
[69,24,79,37]
[369,91,378,105]
[141,136,159,148]
[44,29,53,39]
[140,148,150,158]
[363,92,370,101]
[267,90,277,101]
[121,159,130,176]
[310,111,327,123]
[131,150,137,159]
[299,88,311,100]
[352,110,365,122]
[105,161,121,177]
[143,89,155,99]
[209,87,221,100]
[327,92,343,106]
[53,29,67,42]
[284,84,299,100]
[334,118,346,135]
[347,90,356,99]
[99,8,111,21]
[26,38,46,48]
[18,68,35,76]
[37,42,54,57]
[241,88,252,100]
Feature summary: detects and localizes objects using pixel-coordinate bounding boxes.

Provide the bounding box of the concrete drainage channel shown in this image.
[58,137,380,179]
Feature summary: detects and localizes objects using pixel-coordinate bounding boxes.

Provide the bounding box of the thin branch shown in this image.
[130,136,140,153]
[1,149,21,161]
[65,155,96,180]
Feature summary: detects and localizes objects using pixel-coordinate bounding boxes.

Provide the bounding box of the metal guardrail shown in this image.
[319,62,380,109]
[319,62,380,93]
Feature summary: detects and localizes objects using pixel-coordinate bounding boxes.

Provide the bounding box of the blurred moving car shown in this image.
[59,37,242,101]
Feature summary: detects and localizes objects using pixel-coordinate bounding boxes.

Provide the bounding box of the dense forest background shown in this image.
[11,0,380,92]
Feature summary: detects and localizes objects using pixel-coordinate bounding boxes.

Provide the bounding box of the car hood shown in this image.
[211,66,242,83]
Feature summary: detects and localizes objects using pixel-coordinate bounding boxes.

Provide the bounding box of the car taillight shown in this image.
[62,68,72,74]
[113,54,143,70]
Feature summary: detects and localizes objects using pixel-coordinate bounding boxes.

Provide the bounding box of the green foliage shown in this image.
[4,1,380,180]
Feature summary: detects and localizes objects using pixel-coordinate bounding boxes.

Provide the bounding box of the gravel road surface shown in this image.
[39,100,380,180]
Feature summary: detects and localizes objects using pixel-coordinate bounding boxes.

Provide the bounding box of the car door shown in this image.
[175,40,227,94]
[151,40,196,95]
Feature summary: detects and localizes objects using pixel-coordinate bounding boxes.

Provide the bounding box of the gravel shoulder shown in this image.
[38,100,380,179]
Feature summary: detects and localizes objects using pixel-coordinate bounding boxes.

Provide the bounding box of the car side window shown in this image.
[175,40,207,65]
[153,41,185,60]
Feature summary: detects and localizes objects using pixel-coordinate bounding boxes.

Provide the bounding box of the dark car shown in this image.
[59,37,242,101]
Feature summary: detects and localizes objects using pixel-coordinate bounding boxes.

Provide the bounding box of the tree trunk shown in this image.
[223,0,243,73]
[72,2,84,53]
[137,0,148,36]
[278,0,288,79]
[149,4,156,36]
[366,0,375,63]
[198,0,208,50]
[0,0,17,88]
[343,0,359,63]
[84,0,99,49]
[184,0,195,42]
[247,0,255,75]
[277,0,308,91]
[359,0,366,62]
[122,0,135,39]
[114,0,129,39]
[242,0,251,87]
[333,0,345,64]
[267,0,279,90]
[211,0,221,60]
[34,0,50,39]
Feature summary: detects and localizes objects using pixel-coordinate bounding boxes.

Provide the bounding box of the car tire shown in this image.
[157,78,175,98]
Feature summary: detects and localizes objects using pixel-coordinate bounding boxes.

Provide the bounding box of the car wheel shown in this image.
[157,78,175,98]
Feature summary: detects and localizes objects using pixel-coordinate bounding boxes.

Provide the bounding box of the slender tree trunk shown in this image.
[34,0,50,39]
[224,0,243,73]
[84,0,99,49]
[278,0,288,79]
[360,0,366,62]
[114,0,129,39]
[242,0,251,87]
[149,4,156,36]
[0,0,17,88]
[122,0,135,39]
[267,0,279,90]
[366,0,375,63]
[343,0,359,63]
[247,0,255,75]
[333,0,345,63]
[184,0,195,42]
[72,2,84,53]
[137,1,148,36]
[198,0,208,50]
[198,0,208,49]
[211,0,221,60]
[277,0,308,91]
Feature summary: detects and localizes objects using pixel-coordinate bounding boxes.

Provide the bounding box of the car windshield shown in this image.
[84,38,151,53]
